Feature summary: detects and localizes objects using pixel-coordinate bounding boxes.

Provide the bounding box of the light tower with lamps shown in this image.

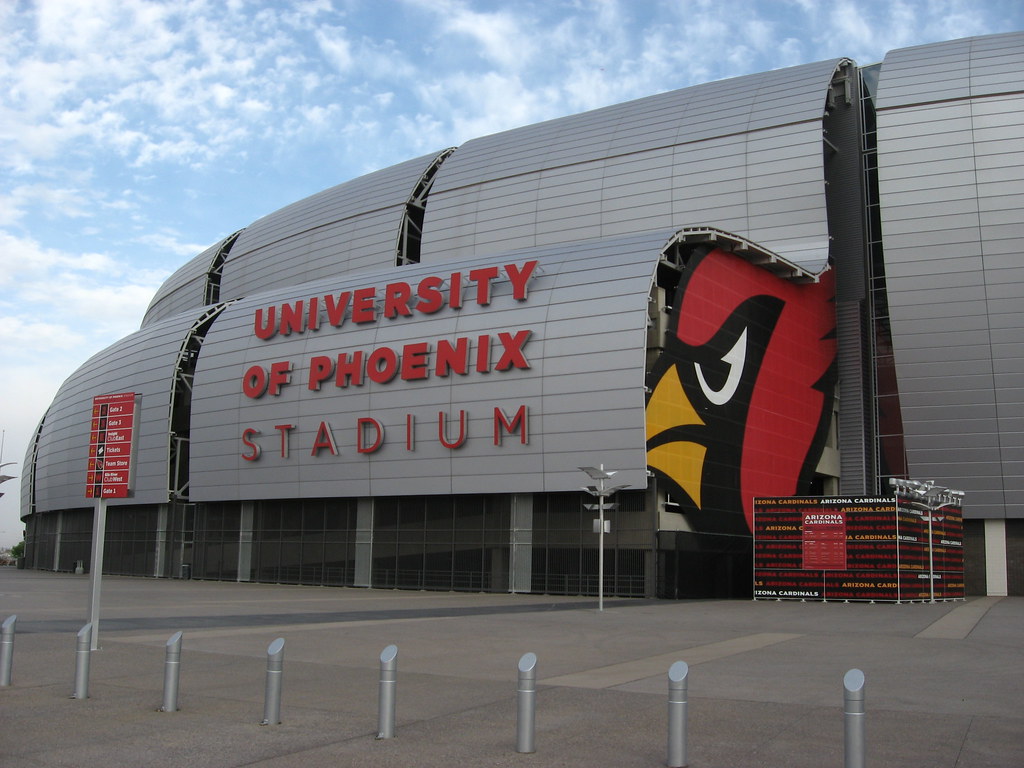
[889,478,965,603]
[579,465,629,612]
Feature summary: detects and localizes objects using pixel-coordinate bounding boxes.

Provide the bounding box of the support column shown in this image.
[154,505,168,578]
[354,498,374,588]
[510,494,533,594]
[645,481,659,598]
[238,502,254,582]
[53,510,64,571]
[984,518,1008,596]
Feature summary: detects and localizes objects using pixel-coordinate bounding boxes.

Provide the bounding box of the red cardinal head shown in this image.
[646,247,836,534]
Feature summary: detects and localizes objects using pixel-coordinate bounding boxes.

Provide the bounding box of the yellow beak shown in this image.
[646,365,707,509]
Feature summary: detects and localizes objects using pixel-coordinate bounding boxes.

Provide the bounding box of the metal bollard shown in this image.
[260,638,285,725]
[72,623,93,699]
[667,660,689,768]
[843,668,866,768]
[160,631,183,712]
[376,644,398,739]
[0,615,16,686]
[515,652,538,754]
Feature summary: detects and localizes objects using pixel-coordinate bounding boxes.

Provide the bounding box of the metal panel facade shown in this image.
[189,234,668,502]
[31,313,203,512]
[876,32,1024,519]
[20,33,1022,598]
[218,152,449,301]
[420,60,843,274]
[141,240,224,327]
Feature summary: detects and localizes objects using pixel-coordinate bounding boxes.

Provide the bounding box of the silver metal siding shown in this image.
[141,240,224,327]
[876,32,1024,519]
[219,152,449,300]
[19,417,43,519]
[30,312,204,512]
[421,60,844,274]
[189,233,671,502]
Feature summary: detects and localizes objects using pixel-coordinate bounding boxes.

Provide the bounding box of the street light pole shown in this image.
[925,503,936,603]
[580,465,629,612]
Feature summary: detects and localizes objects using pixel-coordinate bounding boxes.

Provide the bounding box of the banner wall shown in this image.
[753,496,963,601]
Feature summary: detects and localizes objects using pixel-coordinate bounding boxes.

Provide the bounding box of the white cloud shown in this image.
[316,26,355,72]
[352,38,418,81]
[411,71,556,143]
[0,315,88,351]
[0,184,94,225]
[441,4,534,70]
[0,231,108,284]
[0,1,329,174]
[0,230,166,345]
[134,230,212,258]
[210,83,236,109]
[300,103,345,131]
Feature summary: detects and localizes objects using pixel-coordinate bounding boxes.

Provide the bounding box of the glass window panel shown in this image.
[425,496,452,529]
[400,497,426,528]
[281,500,303,532]
[259,503,282,532]
[376,498,399,529]
[304,501,325,532]
[325,499,354,530]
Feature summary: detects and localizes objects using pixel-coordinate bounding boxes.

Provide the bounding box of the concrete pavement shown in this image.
[1,568,1021,767]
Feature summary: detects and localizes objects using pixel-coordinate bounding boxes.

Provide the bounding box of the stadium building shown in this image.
[20,33,1023,598]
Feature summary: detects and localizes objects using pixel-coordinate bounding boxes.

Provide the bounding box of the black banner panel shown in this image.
[753,496,963,602]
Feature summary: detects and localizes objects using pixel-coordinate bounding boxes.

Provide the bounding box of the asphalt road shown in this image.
[1,569,1021,767]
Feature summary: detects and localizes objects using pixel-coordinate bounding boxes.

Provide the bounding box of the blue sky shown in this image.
[1,0,1021,546]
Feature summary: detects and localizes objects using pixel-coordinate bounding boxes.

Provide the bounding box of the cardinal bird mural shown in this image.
[646,247,836,535]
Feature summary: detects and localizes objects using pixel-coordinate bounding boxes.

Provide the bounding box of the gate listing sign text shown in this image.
[85,392,139,499]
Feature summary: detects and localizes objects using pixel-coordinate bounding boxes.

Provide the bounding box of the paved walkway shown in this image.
[1,569,1021,767]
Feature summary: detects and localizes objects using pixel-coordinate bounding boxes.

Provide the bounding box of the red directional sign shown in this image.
[86,392,138,499]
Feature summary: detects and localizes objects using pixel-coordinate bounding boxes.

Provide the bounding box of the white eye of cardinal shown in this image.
[695,327,747,406]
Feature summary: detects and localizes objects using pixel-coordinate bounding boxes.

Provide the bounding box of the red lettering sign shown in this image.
[251,261,540,341]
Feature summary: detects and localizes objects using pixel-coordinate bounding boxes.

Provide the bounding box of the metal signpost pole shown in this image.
[84,391,138,652]
[598,491,605,612]
[926,508,936,603]
[87,498,107,651]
